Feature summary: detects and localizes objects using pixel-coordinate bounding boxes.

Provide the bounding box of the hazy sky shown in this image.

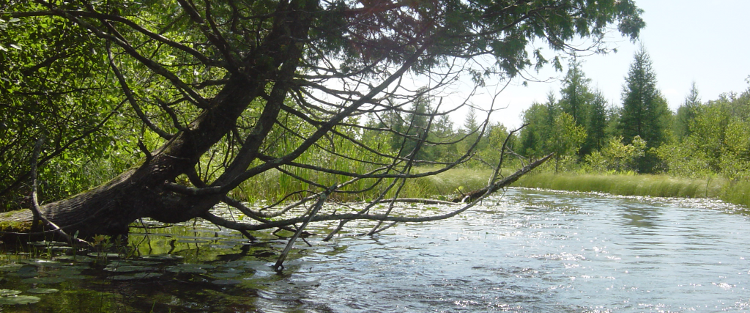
[484,0,750,129]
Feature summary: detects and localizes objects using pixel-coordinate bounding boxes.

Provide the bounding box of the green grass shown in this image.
[233,166,496,203]
[513,172,750,208]
[405,167,493,199]
[513,172,723,198]
[226,156,750,210]
[719,180,750,208]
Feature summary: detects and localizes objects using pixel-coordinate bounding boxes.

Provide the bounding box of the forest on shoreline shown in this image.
[4,44,750,210]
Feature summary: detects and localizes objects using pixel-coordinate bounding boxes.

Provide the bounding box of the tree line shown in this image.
[515,46,750,180]
[365,44,750,184]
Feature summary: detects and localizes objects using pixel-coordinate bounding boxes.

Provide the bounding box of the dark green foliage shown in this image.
[402,93,434,160]
[518,96,559,158]
[585,90,608,153]
[674,82,701,140]
[658,89,750,179]
[559,60,592,125]
[558,60,610,156]
[0,2,136,209]
[618,47,671,172]
[519,61,609,163]
[619,47,671,147]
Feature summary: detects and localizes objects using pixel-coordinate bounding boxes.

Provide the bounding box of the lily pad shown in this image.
[141,254,183,261]
[222,260,263,269]
[211,272,242,279]
[55,274,90,280]
[0,264,23,272]
[126,260,161,266]
[21,277,66,284]
[110,272,162,281]
[0,295,41,305]
[54,255,96,263]
[211,279,242,285]
[175,239,213,244]
[104,265,158,273]
[23,259,62,267]
[26,288,59,294]
[28,241,68,247]
[51,267,85,277]
[166,263,212,274]
[0,289,22,297]
[87,252,121,259]
[13,265,38,278]
[207,244,235,250]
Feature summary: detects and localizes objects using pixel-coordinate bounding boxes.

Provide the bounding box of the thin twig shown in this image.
[273,184,337,272]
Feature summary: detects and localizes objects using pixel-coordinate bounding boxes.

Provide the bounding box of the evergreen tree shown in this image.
[372,104,407,154]
[518,93,560,158]
[559,60,610,156]
[559,60,592,125]
[518,103,546,157]
[459,106,485,156]
[675,82,701,140]
[545,92,560,128]
[462,107,480,134]
[402,93,433,159]
[618,47,671,172]
[432,115,455,138]
[428,114,458,162]
[585,90,608,153]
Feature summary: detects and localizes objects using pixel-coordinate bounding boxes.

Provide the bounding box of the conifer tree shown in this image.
[675,82,701,140]
[559,60,592,125]
[619,47,671,172]
[585,90,609,154]
[402,92,433,160]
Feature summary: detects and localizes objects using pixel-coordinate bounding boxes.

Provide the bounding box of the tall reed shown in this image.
[232,165,495,204]
[719,180,750,208]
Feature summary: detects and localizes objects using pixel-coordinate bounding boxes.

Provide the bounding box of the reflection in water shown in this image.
[0,188,749,312]
[620,204,660,229]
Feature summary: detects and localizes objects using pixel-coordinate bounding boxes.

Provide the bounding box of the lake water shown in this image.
[1,188,749,312]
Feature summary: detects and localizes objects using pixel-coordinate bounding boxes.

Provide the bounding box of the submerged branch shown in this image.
[274,184,336,272]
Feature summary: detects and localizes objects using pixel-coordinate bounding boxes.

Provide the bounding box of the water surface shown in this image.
[1,188,749,312]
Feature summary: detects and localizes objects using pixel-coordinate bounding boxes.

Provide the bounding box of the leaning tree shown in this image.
[0,0,643,242]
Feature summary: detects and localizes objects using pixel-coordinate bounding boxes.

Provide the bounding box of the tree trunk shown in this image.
[1,0,316,240]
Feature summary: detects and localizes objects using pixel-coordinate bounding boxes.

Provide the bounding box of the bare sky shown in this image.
[485,0,750,129]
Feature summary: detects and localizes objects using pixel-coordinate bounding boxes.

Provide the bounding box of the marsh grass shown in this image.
[719,180,750,208]
[232,166,496,203]
[513,172,725,199]
[512,172,750,208]
[406,167,494,199]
